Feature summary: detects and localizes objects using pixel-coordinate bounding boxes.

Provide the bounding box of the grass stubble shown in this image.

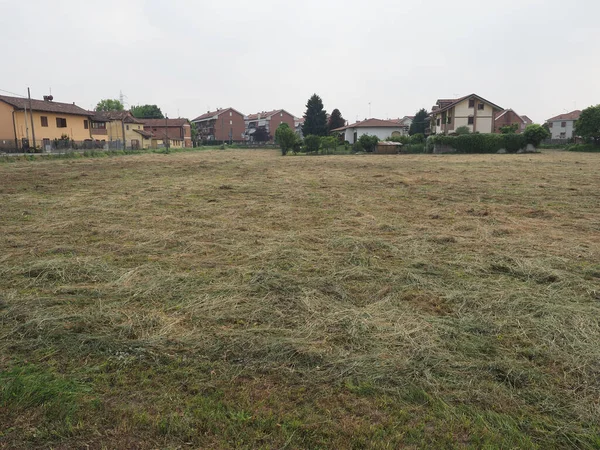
[0,149,599,448]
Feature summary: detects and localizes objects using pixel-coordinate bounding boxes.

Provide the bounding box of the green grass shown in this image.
[0,149,599,448]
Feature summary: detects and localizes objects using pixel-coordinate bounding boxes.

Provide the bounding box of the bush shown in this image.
[304,135,321,153]
[352,141,363,152]
[523,124,550,147]
[358,134,379,152]
[455,126,471,135]
[426,133,527,154]
[403,144,425,154]
[387,135,410,144]
[410,133,425,144]
[566,143,600,152]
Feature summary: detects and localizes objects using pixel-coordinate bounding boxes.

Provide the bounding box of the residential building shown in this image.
[140,118,192,148]
[545,110,581,140]
[389,115,414,135]
[429,94,503,135]
[191,108,245,143]
[494,109,532,133]
[245,109,296,142]
[0,94,92,151]
[91,110,152,149]
[331,118,408,144]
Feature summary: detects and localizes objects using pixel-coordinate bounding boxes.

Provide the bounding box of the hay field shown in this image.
[1,149,599,449]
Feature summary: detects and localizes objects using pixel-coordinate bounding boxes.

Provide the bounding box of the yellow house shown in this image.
[90,111,153,149]
[429,94,503,135]
[0,94,92,151]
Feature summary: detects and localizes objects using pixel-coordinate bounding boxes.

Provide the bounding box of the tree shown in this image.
[304,135,321,153]
[252,127,271,142]
[575,105,600,144]
[358,134,379,152]
[455,126,471,135]
[275,123,298,155]
[320,136,338,154]
[523,124,550,147]
[131,104,164,119]
[409,109,429,135]
[499,123,519,134]
[302,94,328,137]
[190,122,199,147]
[95,99,124,111]
[328,108,346,132]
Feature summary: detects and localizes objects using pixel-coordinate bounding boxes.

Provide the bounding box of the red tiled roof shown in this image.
[432,94,503,115]
[139,118,189,127]
[0,94,91,116]
[92,110,143,123]
[546,110,581,122]
[246,110,284,121]
[331,118,405,132]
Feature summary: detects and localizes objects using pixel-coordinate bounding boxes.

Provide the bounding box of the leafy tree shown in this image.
[131,104,164,119]
[523,124,550,147]
[358,134,379,152]
[499,123,519,134]
[410,133,425,144]
[253,127,271,142]
[575,105,600,144]
[409,109,429,135]
[320,136,338,154]
[190,122,199,147]
[302,94,328,137]
[327,108,346,132]
[304,135,321,153]
[275,123,298,155]
[455,126,471,135]
[95,99,124,111]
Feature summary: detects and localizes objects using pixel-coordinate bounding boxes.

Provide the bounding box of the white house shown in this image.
[545,110,581,140]
[429,94,503,135]
[331,118,408,144]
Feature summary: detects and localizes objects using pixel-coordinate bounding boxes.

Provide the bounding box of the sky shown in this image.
[1,0,599,124]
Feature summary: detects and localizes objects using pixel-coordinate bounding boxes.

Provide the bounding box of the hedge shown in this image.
[566,144,600,152]
[426,133,527,154]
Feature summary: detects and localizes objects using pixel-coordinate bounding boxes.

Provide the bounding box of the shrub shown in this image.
[455,126,471,135]
[410,133,425,144]
[304,135,321,153]
[426,133,527,153]
[523,124,550,147]
[358,134,379,152]
[275,123,298,155]
[403,144,425,154]
[566,143,600,152]
[352,141,363,152]
[320,136,338,154]
[387,135,410,144]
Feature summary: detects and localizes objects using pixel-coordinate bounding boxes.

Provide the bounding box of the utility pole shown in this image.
[165,115,169,151]
[28,88,36,149]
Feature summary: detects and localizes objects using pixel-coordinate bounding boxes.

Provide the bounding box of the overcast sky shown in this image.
[1,0,598,124]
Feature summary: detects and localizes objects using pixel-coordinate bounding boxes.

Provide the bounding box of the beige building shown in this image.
[0,94,92,151]
[429,94,503,135]
[91,111,153,149]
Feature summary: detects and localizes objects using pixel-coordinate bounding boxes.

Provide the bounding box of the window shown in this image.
[41,116,48,127]
[229,120,232,125]
[549,122,553,128]
[92,122,106,129]
[468,116,474,125]
[561,121,566,128]
[560,132,566,138]
[229,111,232,117]
[478,103,484,110]
[84,120,89,129]
[280,112,283,117]
[126,125,130,130]
[436,118,441,126]
[447,116,451,124]
[56,117,67,128]
[468,99,475,108]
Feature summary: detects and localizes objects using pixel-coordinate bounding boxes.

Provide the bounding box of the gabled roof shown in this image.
[192,108,244,122]
[495,109,528,124]
[139,118,190,127]
[0,94,91,116]
[521,115,532,124]
[331,118,405,132]
[431,94,503,115]
[546,110,581,122]
[133,129,153,139]
[246,109,295,121]
[92,110,142,123]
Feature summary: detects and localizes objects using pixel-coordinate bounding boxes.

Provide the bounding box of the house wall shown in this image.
[269,111,295,137]
[214,110,245,141]
[494,111,525,133]
[549,120,576,139]
[0,101,16,149]
[14,110,91,144]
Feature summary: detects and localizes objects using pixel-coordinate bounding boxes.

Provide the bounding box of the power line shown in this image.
[0,88,26,97]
